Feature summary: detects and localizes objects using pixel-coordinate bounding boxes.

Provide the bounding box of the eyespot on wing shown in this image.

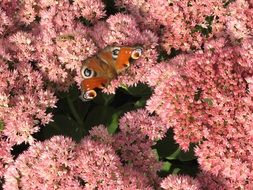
[80,90,97,101]
[114,46,143,73]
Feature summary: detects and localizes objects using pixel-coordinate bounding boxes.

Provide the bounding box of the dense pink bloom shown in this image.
[0,0,104,91]
[89,119,163,185]
[119,109,169,141]
[196,172,226,190]
[114,124,162,183]
[3,136,80,190]
[4,134,153,189]
[147,38,253,150]
[116,0,253,53]
[147,38,253,187]
[0,8,12,36]
[0,139,13,177]
[17,0,37,24]
[160,175,201,190]
[0,60,56,146]
[88,125,114,145]
[195,136,253,188]
[73,137,124,189]
[7,31,36,62]
[225,0,253,41]
[90,13,146,48]
[120,166,153,190]
[1,0,253,188]
[116,0,227,53]
[72,0,106,22]
[34,4,99,90]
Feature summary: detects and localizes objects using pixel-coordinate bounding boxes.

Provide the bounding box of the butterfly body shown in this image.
[80,46,143,101]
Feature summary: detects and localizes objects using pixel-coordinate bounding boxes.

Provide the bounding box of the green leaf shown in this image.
[162,161,172,172]
[93,91,115,106]
[157,47,181,62]
[0,120,4,132]
[194,88,202,101]
[154,129,179,159]
[134,97,148,108]
[223,0,235,7]
[107,112,120,134]
[205,15,214,25]
[166,148,181,160]
[84,105,116,131]
[203,98,213,106]
[79,16,92,27]
[107,102,138,134]
[42,114,84,141]
[123,83,152,98]
[172,168,181,174]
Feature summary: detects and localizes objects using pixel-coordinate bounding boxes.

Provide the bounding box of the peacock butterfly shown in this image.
[80,46,143,101]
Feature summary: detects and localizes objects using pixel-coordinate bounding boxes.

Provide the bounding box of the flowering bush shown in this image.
[0,0,253,189]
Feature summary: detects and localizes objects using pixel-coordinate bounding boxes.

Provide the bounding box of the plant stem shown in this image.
[66,95,85,128]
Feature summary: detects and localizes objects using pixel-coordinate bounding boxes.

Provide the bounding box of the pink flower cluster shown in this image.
[116,0,253,53]
[147,37,253,187]
[116,0,225,52]
[0,0,103,90]
[0,60,56,177]
[160,175,201,190]
[3,127,157,189]
[1,100,164,188]
[1,0,253,189]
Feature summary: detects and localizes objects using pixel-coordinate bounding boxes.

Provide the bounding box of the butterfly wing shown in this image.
[80,56,116,101]
[80,46,143,101]
[97,46,143,74]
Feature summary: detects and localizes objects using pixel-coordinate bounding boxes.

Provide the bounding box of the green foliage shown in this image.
[155,129,198,176]
[157,47,181,62]
[223,0,236,7]
[37,83,152,141]
[36,82,199,178]
[192,15,214,37]
[0,120,4,132]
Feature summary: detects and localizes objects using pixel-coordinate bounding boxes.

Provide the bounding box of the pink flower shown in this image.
[0,9,12,36]
[116,0,227,53]
[17,0,37,24]
[7,31,36,62]
[147,38,253,152]
[85,121,162,185]
[160,175,201,190]
[114,122,163,183]
[119,109,169,141]
[195,134,253,188]
[88,125,114,145]
[3,136,80,190]
[72,0,106,22]
[196,172,227,190]
[73,137,123,189]
[87,119,163,184]
[0,139,13,177]
[225,0,252,41]
[0,61,56,144]
[246,76,253,95]
[4,134,153,189]
[89,13,150,48]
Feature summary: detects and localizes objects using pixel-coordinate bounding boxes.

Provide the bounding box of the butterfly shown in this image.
[80,46,143,101]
